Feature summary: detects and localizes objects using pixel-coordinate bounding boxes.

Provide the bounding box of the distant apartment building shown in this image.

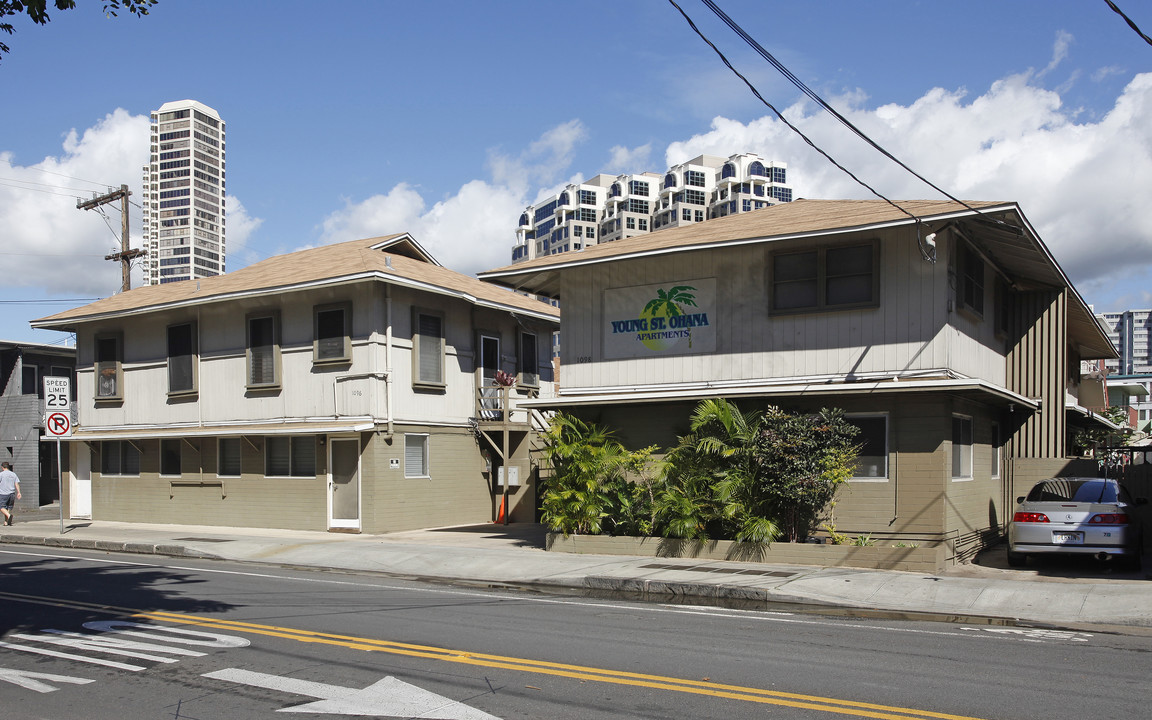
[141,100,226,285]
[1098,309,1152,375]
[513,153,791,264]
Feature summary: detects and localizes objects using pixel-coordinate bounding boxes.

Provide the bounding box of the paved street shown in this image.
[3,545,1150,719]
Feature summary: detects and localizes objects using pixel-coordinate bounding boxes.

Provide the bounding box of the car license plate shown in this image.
[1052,532,1083,544]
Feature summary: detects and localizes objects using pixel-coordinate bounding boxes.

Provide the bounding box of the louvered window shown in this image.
[265,436,316,477]
[247,313,280,388]
[414,311,444,387]
[405,434,428,478]
[167,322,196,394]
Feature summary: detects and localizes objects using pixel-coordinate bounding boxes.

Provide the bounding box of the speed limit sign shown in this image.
[44,376,71,412]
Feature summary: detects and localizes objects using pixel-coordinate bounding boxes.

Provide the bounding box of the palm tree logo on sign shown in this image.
[640,285,698,351]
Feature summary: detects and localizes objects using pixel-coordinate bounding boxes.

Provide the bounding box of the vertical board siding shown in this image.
[1005,290,1066,459]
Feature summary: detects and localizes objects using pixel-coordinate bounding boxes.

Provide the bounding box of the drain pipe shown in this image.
[385,283,394,438]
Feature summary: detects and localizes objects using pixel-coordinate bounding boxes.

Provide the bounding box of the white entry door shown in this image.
[70,442,91,519]
[328,437,361,530]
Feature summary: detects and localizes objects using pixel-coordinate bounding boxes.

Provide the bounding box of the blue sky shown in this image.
[2,0,1151,345]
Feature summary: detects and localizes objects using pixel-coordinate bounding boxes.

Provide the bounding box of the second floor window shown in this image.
[95,334,123,400]
[314,303,351,364]
[413,310,444,388]
[167,322,197,394]
[247,312,280,388]
[519,332,539,387]
[771,243,877,313]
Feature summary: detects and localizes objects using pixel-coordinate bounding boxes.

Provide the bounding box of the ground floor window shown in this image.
[952,415,973,480]
[405,434,429,478]
[847,414,888,480]
[218,437,242,477]
[100,440,140,476]
[160,438,182,476]
[265,436,316,477]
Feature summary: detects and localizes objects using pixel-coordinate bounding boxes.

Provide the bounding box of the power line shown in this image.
[0,158,115,189]
[693,0,983,218]
[0,178,88,200]
[1105,0,1152,47]
[666,0,916,222]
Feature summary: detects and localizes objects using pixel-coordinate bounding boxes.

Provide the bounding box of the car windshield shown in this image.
[1025,479,1120,503]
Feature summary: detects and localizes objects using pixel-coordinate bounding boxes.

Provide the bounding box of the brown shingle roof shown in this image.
[32,235,559,330]
[482,199,1011,278]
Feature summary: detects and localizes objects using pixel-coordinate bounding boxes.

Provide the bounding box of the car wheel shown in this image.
[1007,550,1026,567]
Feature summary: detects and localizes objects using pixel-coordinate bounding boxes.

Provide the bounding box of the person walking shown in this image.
[0,461,21,526]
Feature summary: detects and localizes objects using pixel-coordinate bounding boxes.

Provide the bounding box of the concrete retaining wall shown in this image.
[546,533,948,574]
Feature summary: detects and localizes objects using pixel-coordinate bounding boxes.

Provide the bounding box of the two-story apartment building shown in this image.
[480,199,1116,563]
[0,340,76,512]
[32,235,559,533]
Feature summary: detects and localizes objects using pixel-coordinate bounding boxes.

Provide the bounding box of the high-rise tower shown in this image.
[141,100,226,285]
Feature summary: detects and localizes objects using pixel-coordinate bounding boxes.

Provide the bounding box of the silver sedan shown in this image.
[1007,477,1146,569]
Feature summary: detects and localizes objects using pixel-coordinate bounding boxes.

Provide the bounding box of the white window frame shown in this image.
[952,414,973,481]
[159,438,183,477]
[264,435,317,478]
[846,413,889,482]
[404,433,429,478]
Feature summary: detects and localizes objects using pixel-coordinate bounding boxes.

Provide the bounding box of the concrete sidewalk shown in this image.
[2,514,1150,630]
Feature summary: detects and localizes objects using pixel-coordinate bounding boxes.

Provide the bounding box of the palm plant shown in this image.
[658,398,780,543]
[539,413,630,536]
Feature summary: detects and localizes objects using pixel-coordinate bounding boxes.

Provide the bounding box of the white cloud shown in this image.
[0,109,266,300]
[0,109,150,296]
[664,70,1152,303]
[604,144,653,174]
[319,123,593,275]
[222,195,264,270]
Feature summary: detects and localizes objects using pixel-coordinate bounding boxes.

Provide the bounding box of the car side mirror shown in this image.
[1016,496,1025,504]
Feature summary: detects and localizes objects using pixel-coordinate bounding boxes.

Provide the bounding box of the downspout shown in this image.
[385,282,394,439]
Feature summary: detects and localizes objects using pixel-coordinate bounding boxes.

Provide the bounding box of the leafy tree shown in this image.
[1,1,157,61]
[539,413,635,536]
[751,406,859,542]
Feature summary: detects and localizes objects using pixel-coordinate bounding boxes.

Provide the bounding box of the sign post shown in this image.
[43,376,72,534]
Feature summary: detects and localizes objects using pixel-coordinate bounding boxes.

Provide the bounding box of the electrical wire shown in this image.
[0,158,116,190]
[0,178,87,200]
[666,0,916,221]
[1105,0,1152,47]
[694,0,985,218]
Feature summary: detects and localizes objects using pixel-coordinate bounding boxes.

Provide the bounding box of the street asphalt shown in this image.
[2,507,1150,630]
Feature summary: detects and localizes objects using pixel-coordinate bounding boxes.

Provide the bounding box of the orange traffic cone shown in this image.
[494,497,506,524]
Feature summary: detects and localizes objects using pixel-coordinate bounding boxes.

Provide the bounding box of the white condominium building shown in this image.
[1098,309,1152,375]
[513,153,791,264]
[141,100,226,285]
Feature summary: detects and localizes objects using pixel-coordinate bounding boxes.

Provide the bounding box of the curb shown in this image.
[1,534,220,560]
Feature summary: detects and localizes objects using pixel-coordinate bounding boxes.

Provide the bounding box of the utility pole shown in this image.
[77,184,145,293]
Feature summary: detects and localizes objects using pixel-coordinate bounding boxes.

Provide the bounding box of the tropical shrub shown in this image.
[539,413,659,536]
[751,406,860,542]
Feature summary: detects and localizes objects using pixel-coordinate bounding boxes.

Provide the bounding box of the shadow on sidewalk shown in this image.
[423,522,547,549]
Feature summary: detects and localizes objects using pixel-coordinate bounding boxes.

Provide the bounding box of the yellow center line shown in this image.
[136,609,988,720]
